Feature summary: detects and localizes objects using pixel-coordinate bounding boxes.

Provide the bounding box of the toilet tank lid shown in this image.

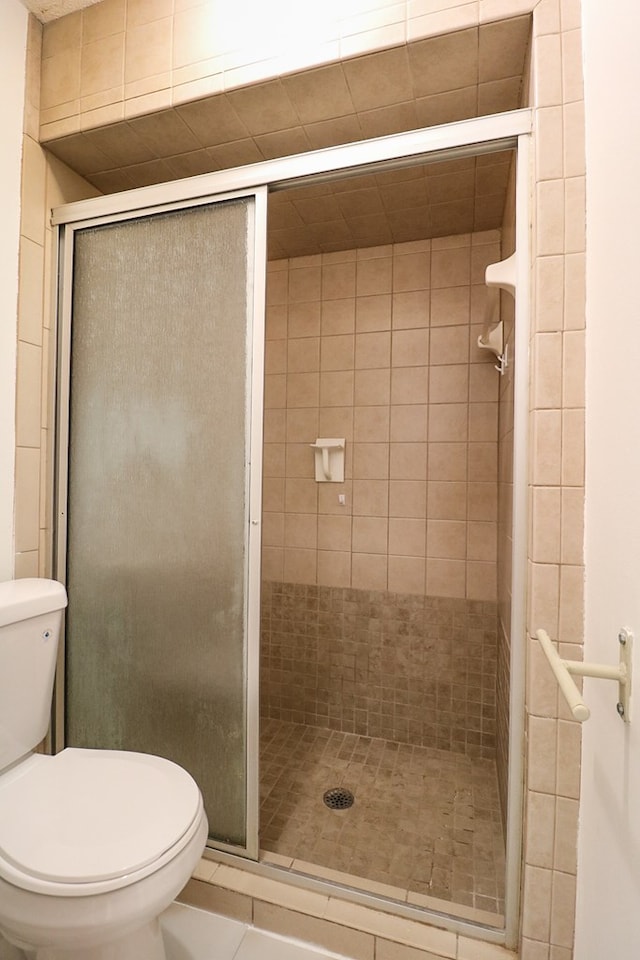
[0,579,68,628]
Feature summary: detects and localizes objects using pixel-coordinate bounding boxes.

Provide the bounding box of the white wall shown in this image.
[577,2,640,956]
[0,1,28,581]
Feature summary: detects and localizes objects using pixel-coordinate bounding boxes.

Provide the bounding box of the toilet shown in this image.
[0,578,208,960]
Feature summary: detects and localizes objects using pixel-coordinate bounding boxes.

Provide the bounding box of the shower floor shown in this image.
[259,719,505,919]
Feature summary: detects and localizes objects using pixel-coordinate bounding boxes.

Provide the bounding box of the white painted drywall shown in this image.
[0,1,28,581]
[577,1,640,956]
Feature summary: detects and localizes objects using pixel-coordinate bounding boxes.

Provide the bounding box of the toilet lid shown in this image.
[0,749,202,883]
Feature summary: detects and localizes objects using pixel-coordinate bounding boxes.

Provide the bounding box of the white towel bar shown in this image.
[535,628,633,723]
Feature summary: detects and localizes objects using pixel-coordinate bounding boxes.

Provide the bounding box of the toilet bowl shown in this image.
[0,579,209,960]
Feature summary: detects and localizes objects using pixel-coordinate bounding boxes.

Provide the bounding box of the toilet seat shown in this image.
[0,748,204,897]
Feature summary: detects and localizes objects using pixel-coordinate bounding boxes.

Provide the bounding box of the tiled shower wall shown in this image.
[261,582,498,757]
[261,231,503,759]
[262,232,502,601]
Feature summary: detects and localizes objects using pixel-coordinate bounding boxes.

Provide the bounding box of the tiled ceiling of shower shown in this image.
[44,16,530,258]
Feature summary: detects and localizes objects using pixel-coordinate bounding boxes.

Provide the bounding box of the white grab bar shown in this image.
[535,628,633,723]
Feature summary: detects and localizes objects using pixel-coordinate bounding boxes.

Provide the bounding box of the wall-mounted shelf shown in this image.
[536,627,633,723]
[309,438,345,482]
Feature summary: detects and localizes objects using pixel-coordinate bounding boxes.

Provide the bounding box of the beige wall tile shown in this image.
[549,871,576,948]
[558,564,583,644]
[317,550,352,586]
[285,513,317,549]
[388,555,426,594]
[42,11,81,58]
[390,405,427,442]
[466,560,496,599]
[428,481,467,521]
[391,290,430,329]
[83,0,125,42]
[390,367,428,405]
[318,514,352,551]
[356,331,391,369]
[353,443,390,480]
[16,342,42,449]
[430,286,470,327]
[535,256,564,332]
[556,719,581,800]
[532,487,561,563]
[534,0,561,35]
[283,547,317,583]
[262,512,284,548]
[532,410,562,486]
[536,180,565,256]
[534,32,563,107]
[390,442,427,480]
[529,561,560,640]
[389,480,427,519]
[554,797,578,874]
[18,238,45,347]
[563,100,585,178]
[351,552,388,591]
[14,551,40,579]
[388,518,426,557]
[288,337,320,373]
[535,106,564,181]
[21,137,46,246]
[322,299,356,336]
[262,546,284,581]
[528,716,558,794]
[392,329,430,368]
[426,557,465,598]
[355,368,391,406]
[14,447,40,553]
[354,405,391,442]
[393,250,430,292]
[356,294,392,332]
[532,333,562,409]
[561,28,583,103]
[526,791,557,869]
[564,176,585,254]
[560,487,583,566]
[431,442,468,481]
[353,479,389,517]
[322,261,357,300]
[81,35,124,98]
[563,252,585,331]
[41,50,81,111]
[125,17,172,83]
[427,519,466,559]
[522,865,552,942]
[127,0,173,28]
[356,257,393,297]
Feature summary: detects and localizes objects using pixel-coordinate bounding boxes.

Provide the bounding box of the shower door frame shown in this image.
[53,185,268,861]
[52,107,531,947]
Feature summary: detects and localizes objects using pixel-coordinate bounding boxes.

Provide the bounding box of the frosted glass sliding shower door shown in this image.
[56,192,265,855]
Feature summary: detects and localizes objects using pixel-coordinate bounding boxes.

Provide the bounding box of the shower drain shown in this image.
[323,787,355,810]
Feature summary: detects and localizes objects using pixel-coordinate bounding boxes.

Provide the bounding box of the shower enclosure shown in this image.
[257,165,517,916]
[52,110,530,941]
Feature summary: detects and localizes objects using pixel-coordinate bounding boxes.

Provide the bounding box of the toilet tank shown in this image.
[0,579,68,771]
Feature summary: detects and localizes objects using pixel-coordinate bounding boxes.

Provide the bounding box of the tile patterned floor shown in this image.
[260,719,505,916]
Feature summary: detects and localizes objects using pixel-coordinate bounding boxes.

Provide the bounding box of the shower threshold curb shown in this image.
[178,852,513,960]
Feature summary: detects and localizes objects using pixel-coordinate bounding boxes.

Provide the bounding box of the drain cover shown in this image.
[323,787,355,810]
